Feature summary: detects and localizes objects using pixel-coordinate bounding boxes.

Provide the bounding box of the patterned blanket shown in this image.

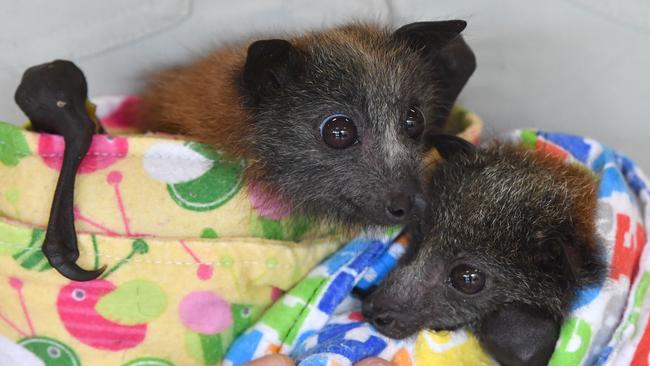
[0,95,345,366]
[225,130,650,366]
[0,95,483,366]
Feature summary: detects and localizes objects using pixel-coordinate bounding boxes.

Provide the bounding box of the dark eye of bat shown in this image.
[450,264,486,294]
[404,106,425,138]
[320,114,358,149]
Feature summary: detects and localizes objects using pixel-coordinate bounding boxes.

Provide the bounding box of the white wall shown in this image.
[1,0,648,171]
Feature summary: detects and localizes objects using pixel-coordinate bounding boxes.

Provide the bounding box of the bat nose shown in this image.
[362,299,396,330]
[385,192,411,221]
[385,190,428,223]
[371,312,396,329]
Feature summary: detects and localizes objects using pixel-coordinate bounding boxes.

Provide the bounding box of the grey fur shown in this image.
[239,23,474,227]
[363,141,607,358]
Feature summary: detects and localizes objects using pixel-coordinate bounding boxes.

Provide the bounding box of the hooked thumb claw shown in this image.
[54,262,106,282]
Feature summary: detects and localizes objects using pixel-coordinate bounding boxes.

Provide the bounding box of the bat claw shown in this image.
[15,59,107,281]
[43,244,105,281]
[53,261,106,282]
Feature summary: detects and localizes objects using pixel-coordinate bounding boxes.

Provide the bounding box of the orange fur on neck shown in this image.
[138,45,252,159]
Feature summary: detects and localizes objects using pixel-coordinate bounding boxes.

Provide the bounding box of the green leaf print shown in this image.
[12,229,51,271]
[96,279,167,324]
[0,221,33,256]
[0,122,30,166]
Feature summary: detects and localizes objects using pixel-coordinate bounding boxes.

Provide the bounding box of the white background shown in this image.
[1,0,648,171]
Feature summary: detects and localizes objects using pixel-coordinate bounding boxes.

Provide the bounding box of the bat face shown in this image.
[363,232,551,339]
[249,40,435,226]
[363,141,605,342]
[240,22,476,227]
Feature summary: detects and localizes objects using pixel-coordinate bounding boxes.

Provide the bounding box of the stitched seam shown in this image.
[0,151,242,164]
[0,241,297,268]
[0,235,339,247]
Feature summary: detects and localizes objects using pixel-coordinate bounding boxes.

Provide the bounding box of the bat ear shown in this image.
[530,228,593,288]
[424,133,476,161]
[479,303,561,366]
[241,39,305,104]
[392,21,476,127]
[392,20,468,54]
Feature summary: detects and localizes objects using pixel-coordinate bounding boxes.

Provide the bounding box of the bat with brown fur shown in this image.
[363,134,607,366]
[138,21,476,230]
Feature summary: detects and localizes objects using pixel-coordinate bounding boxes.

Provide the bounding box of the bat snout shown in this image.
[362,294,416,339]
[383,185,429,224]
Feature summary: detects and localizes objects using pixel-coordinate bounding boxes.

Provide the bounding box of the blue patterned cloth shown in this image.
[225,130,650,366]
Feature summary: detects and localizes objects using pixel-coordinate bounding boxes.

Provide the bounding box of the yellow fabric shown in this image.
[0,117,343,366]
[0,99,484,365]
[0,128,337,239]
[414,330,495,365]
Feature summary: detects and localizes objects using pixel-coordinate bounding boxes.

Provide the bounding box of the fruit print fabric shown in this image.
[0,96,344,365]
[0,122,30,166]
[0,277,82,366]
[57,279,149,351]
[38,133,129,174]
[144,141,246,212]
[0,219,339,366]
[12,229,51,272]
[0,97,487,365]
[0,97,339,241]
[225,130,650,366]
[179,291,232,334]
[18,336,81,366]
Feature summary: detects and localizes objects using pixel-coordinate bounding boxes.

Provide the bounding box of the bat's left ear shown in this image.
[478,303,561,366]
[241,39,305,105]
[532,220,609,286]
[392,20,476,127]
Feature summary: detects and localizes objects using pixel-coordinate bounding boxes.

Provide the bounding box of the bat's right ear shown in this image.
[478,303,561,366]
[424,133,476,161]
[392,20,468,57]
[241,39,305,104]
[392,21,476,127]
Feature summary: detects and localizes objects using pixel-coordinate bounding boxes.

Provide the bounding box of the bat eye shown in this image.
[71,288,86,301]
[450,264,485,294]
[320,114,358,149]
[404,106,425,138]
